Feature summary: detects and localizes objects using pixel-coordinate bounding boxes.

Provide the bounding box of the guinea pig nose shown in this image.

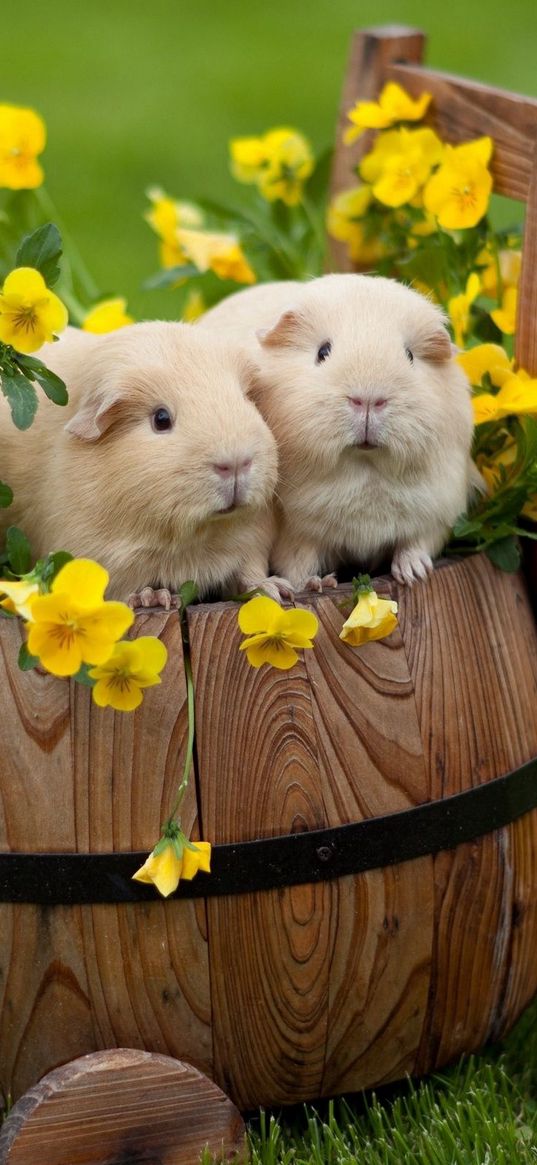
[213,457,253,478]
[348,396,364,408]
[373,398,387,409]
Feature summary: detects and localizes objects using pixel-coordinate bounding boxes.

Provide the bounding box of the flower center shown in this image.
[453,183,477,210]
[107,670,135,692]
[51,617,83,649]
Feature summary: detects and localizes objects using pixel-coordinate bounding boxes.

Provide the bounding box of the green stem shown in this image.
[57,284,87,327]
[33,186,100,303]
[301,194,326,261]
[166,649,195,824]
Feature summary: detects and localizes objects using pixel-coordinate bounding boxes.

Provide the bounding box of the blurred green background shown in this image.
[4,0,537,320]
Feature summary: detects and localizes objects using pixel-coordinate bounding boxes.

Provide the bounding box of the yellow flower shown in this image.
[0,578,39,620]
[448,273,481,349]
[410,210,438,237]
[339,589,398,646]
[472,370,537,424]
[423,136,493,229]
[238,595,318,670]
[177,227,256,284]
[0,267,68,354]
[477,441,516,494]
[490,286,517,335]
[0,104,46,189]
[344,82,432,143]
[26,558,133,677]
[145,187,204,269]
[231,127,314,206]
[133,831,211,898]
[230,135,267,184]
[361,127,443,208]
[327,185,373,241]
[82,297,134,334]
[258,128,314,206]
[89,636,168,711]
[457,343,513,388]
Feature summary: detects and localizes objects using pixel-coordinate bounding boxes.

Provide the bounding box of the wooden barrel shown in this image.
[1,553,536,1111]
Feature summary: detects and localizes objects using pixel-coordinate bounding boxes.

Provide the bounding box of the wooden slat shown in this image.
[187,601,331,1109]
[0,1049,246,1165]
[0,611,212,1101]
[328,26,426,271]
[297,592,434,1096]
[515,138,537,375]
[398,556,537,1071]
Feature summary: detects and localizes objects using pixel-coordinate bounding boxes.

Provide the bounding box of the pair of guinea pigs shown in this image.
[0,274,479,603]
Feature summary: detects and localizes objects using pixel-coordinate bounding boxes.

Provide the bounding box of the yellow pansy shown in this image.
[230,135,267,184]
[457,343,513,388]
[448,273,481,349]
[89,636,168,711]
[339,589,398,646]
[490,286,517,335]
[238,595,318,670]
[423,136,493,229]
[177,227,256,284]
[26,558,133,677]
[361,127,443,208]
[0,267,68,354]
[0,578,39,620]
[82,297,134,334]
[0,104,46,189]
[477,441,517,494]
[145,187,204,269]
[344,82,432,143]
[133,831,211,898]
[327,185,373,241]
[258,127,314,206]
[473,370,537,424]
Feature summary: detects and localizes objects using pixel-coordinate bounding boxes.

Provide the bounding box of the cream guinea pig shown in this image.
[0,322,283,602]
[200,273,481,588]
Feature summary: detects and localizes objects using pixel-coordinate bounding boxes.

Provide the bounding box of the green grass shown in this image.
[244,997,537,1164]
[2,0,537,319]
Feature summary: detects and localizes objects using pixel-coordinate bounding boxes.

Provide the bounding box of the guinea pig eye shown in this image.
[405,347,414,364]
[151,406,173,433]
[316,340,332,364]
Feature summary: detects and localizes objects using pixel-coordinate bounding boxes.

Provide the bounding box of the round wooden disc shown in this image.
[0,1049,247,1165]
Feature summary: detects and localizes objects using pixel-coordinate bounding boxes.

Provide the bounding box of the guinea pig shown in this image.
[199,273,480,589]
[0,321,283,602]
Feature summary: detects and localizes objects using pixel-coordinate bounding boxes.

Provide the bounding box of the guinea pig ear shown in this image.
[257,309,305,348]
[65,389,126,441]
[415,326,453,363]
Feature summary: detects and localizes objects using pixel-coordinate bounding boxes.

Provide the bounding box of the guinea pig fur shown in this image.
[200,273,480,588]
[0,322,280,601]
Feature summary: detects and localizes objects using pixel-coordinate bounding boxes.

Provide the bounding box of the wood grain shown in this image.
[0,611,212,1101]
[187,601,331,1108]
[397,556,537,1071]
[0,1049,246,1165]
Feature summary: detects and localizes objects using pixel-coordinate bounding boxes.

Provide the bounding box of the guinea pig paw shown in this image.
[128,586,178,611]
[303,576,323,593]
[391,548,433,586]
[256,576,295,602]
[321,572,338,590]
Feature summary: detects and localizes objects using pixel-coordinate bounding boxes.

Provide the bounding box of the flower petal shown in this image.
[238,595,283,635]
[52,558,110,605]
[243,641,299,669]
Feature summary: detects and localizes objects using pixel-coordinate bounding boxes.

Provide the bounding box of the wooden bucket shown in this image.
[1,553,537,1111]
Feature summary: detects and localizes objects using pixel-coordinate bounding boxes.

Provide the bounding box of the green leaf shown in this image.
[304,146,333,205]
[178,580,198,609]
[0,481,13,507]
[452,514,484,538]
[39,549,73,588]
[485,536,521,572]
[18,642,39,671]
[6,526,32,575]
[0,368,38,430]
[15,222,62,287]
[72,663,96,687]
[16,355,68,405]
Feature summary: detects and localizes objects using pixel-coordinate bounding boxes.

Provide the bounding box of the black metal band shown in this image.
[1,756,537,905]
